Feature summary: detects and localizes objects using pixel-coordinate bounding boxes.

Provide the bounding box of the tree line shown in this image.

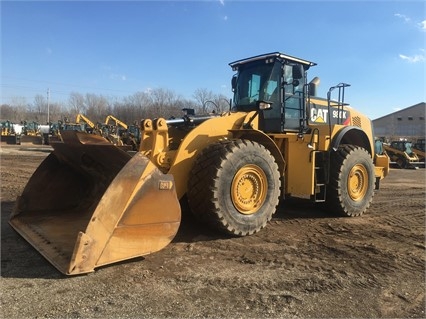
[0,88,232,125]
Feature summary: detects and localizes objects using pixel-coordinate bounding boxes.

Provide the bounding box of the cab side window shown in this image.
[283,64,305,130]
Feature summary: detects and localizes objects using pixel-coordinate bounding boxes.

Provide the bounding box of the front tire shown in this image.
[326,145,375,217]
[187,139,281,236]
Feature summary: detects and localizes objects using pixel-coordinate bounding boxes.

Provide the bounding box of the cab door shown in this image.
[283,63,306,131]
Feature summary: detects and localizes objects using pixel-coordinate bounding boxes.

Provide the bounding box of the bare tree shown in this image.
[146,88,183,119]
[1,97,28,122]
[47,102,64,124]
[0,104,14,120]
[193,88,214,114]
[9,96,28,121]
[2,86,229,127]
[85,93,109,122]
[113,92,151,123]
[32,94,47,122]
[68,92,86,115]
[211,93,231,113]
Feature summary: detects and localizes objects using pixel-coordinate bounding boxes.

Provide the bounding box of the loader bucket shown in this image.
[1,135,19,145]
[9,130,181,275]
[20,135,43,145]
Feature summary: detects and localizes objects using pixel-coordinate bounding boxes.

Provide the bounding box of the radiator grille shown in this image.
[352,116,362,127]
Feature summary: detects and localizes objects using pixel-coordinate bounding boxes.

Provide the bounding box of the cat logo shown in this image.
[310,107,329,123]
[309,106,350,125]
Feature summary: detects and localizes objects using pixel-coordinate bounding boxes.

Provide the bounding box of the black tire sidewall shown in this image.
[215,142,280,233]
[187,139,281,236]
[329,146,375,216]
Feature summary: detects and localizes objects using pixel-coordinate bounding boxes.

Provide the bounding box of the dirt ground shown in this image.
[1,145,425,319]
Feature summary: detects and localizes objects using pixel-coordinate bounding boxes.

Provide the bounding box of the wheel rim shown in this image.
[231,164,267,215]
[347,164,368,201]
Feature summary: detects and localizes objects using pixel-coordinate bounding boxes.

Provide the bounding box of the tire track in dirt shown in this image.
[1,148,425,318]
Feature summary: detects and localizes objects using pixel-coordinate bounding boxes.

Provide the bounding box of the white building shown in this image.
[372,102,425,141]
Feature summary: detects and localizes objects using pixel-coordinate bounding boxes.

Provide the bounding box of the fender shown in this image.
[229,129,286,175]
[330,126,372,156]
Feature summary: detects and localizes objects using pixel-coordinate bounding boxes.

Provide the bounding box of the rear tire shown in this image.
[326,145,375,217]
[187,139,281,236]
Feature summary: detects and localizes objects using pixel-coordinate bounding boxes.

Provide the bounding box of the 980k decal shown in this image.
[309,104,350,125]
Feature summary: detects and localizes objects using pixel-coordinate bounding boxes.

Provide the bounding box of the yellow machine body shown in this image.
[10,52,390,275]
[20,121,43,145]
[1,121,19,144]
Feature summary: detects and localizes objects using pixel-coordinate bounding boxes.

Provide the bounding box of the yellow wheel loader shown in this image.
[383,141,424,169]
[20,121,44,145]
[10,52,390,275]
[1,120,20,145]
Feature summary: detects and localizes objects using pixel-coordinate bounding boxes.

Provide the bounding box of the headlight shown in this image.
[257,101,272,110]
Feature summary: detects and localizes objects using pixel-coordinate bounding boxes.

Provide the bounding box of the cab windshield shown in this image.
[233,61,281,111]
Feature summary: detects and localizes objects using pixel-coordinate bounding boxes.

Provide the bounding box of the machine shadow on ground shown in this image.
[1,196,332,279]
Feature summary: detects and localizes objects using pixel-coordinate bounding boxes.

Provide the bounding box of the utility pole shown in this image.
[47,88,50,124]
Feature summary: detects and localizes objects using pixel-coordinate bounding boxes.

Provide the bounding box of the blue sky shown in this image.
[1,0,425,120]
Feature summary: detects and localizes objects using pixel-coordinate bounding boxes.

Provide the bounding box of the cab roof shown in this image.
[229,52,317,70]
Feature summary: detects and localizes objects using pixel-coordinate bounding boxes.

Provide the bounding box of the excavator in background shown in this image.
[10,52,390,275]
[74,113,139,150]
[103,114,127,146]
[383,140,423,169]
[123,123,141,151]
[104,115,140,150]
[75,113,97,134]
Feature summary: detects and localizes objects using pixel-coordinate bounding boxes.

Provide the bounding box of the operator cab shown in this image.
[230,52,316,132]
